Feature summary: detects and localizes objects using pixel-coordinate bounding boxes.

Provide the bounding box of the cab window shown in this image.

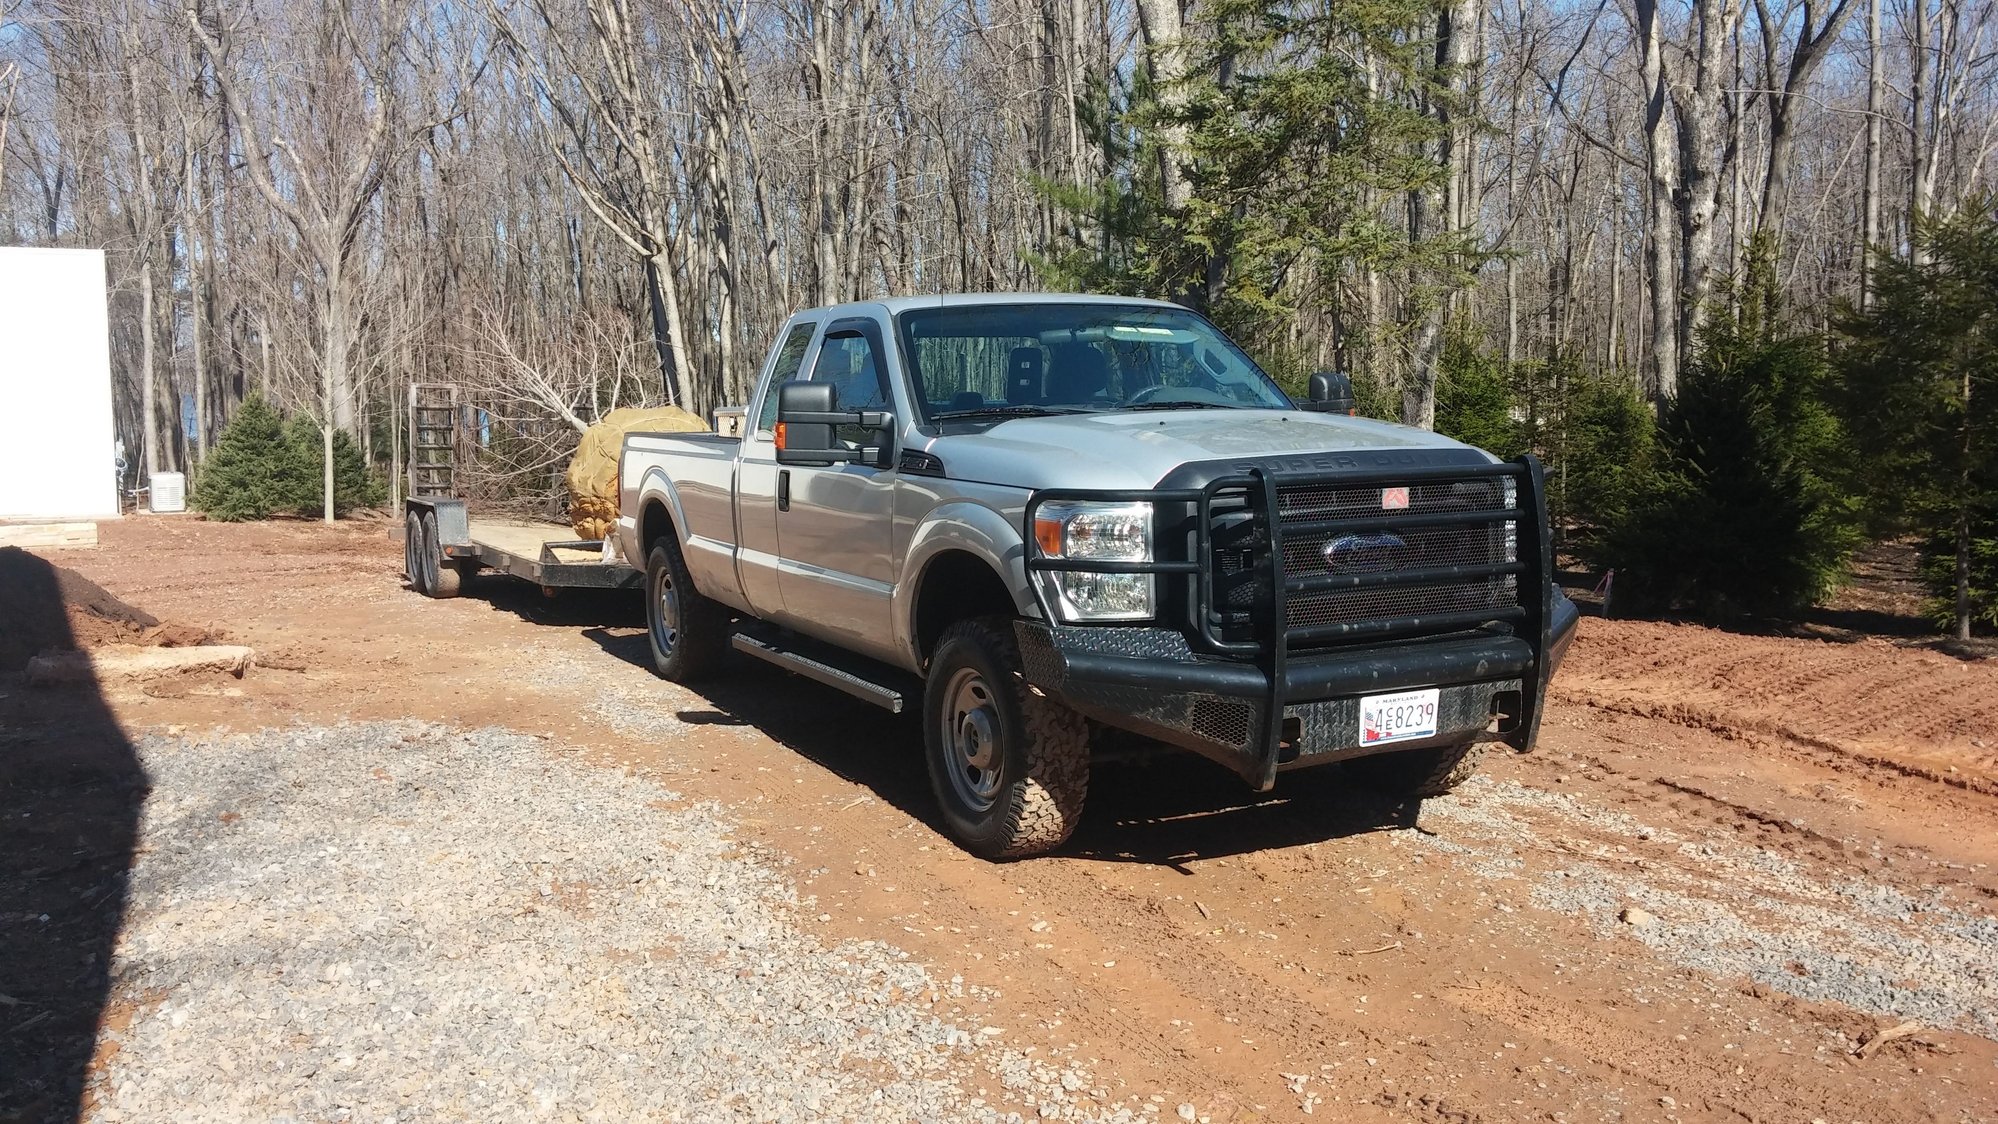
[755,321,819,436]
[809,331,890,445]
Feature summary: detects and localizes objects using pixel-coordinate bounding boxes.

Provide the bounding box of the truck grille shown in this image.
[1212,475,1521,649]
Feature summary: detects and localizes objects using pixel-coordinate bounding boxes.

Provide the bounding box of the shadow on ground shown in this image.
[0,550,147,1123]
[579,623,1418,868]
[463,576,646,630]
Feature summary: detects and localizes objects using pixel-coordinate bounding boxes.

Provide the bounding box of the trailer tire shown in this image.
[1346,740,1484,798]
[645,538,725,681]
[923,618,1090,860]
[420,510,460,599]
[405,511,430,596]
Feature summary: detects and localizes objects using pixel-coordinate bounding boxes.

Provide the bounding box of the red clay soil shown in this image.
[0,545,217,672]
[11,517,1998,1123]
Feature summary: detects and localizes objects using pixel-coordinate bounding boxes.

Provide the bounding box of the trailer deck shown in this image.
[402,497,639,598]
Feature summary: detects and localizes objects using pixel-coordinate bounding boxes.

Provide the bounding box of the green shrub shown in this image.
[1560,370,1657,536]
[281,416,384,517]
[1836,200,1998,637]
[188,396,382,521]
[1919,505,1998,632]
[1593,325,1859,619]
[1434,337,1521,457]
[190,396,294,521]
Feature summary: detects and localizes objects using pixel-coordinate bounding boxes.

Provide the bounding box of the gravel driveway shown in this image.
[89,723,1137,1123]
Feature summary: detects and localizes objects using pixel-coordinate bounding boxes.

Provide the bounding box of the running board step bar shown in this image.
[730,627,910,714]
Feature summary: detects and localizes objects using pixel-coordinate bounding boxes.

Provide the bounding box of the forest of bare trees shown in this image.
[2,0,1995,505]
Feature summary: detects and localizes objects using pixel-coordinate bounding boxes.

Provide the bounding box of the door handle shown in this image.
[778,469,790,512]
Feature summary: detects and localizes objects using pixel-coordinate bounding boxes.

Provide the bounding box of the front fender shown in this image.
[895,500,1038,669]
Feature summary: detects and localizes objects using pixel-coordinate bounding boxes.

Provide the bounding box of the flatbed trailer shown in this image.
[401,495,640,598]
[399,382,639,599]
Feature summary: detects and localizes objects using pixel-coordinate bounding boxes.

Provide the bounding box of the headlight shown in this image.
[1032,501,1153,621]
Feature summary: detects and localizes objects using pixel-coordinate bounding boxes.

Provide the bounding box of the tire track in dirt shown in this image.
[1560,621,1998,773]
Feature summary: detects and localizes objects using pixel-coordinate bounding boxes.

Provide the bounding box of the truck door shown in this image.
[773,319,899,661]
[736,318,820,617]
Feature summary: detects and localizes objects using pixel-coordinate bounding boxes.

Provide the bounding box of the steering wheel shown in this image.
[1127,384,1173,405]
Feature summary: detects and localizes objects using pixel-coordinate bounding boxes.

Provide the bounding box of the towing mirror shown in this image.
[774,380,894,466]
[1304,370,1357,416]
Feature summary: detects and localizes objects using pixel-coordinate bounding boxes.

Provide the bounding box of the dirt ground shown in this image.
[9,514,1998,1122]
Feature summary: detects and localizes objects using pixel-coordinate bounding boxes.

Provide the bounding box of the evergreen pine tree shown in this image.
[1036,0,1451,397]
[1434,336,1521,457]
[1597,295,1858,619]
[280,416,383,517]
[1837,199,1998,638]
[190,396,292,521]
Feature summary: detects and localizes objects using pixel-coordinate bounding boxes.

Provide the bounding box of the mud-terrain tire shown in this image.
[923,619,1090,860]
[1347,741,1484,798]
[645,538,726,681]
[420,510,460,598]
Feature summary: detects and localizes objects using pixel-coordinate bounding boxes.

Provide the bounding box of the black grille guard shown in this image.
[1021,455,1562,790]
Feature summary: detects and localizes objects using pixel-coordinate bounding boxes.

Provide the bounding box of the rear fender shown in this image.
[631,467,690,561]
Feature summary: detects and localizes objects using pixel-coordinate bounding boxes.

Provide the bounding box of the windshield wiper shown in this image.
[930,404,1090,420]
[1122,400,1251,411]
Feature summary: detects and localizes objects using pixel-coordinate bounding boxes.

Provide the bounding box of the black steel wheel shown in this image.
[922,618,1089,860]
[644,537,725,681]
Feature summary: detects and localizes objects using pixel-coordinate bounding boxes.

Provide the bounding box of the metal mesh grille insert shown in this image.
[1275,477,1516,644]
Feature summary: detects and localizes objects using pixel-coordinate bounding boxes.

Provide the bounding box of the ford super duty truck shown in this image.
[617,294,1579,859]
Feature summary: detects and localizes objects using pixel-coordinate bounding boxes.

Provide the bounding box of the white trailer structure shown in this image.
[0,248,118,529]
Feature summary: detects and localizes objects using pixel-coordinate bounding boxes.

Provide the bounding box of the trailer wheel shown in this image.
[404,511,430,596]
[645,537,725,681]
[419,510,460,599]
[923,618,1090,860]
[1346,740,1484,798]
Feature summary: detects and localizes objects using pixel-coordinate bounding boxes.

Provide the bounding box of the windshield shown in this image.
[898,303,1293,422]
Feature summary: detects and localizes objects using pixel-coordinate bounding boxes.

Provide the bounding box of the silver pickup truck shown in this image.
[617,294,1578,858]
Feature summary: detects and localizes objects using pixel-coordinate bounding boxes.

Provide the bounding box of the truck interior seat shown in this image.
[1007,347,1045,404]
[1046,344,1110,404]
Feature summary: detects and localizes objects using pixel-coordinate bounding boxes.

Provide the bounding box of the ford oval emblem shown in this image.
[1323,532,1409,574]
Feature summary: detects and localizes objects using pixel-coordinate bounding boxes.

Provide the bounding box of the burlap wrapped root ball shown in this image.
[564,406,708,540]
[569,496,620,542]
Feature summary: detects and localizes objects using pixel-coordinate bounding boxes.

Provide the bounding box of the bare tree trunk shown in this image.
[1753,0,1859,243]
[258,313,272,402]
[1636,0,1679,400]
[320,277,346,523]
[1910,0,1932,263]
[1956,360,1973,639]
[1673,0,1734,364]
[1132,0,1190,214]
[1607,231,1623,371]
[186,148,209,464]
[139,256,158,477]
[1861,0,1883,305]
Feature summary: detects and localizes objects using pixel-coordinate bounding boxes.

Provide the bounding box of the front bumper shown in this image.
[1016,590,1579,788]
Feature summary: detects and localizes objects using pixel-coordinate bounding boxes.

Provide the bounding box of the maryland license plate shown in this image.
[1359,688,1440,746]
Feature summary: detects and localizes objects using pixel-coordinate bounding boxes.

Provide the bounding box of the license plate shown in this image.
[1359,688,1440,746]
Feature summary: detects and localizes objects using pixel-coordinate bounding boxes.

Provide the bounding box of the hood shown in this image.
[921,409,1488,491]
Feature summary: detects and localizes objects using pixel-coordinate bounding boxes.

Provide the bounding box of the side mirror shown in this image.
[775,381,895,466]
[1303,370,1356,415]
